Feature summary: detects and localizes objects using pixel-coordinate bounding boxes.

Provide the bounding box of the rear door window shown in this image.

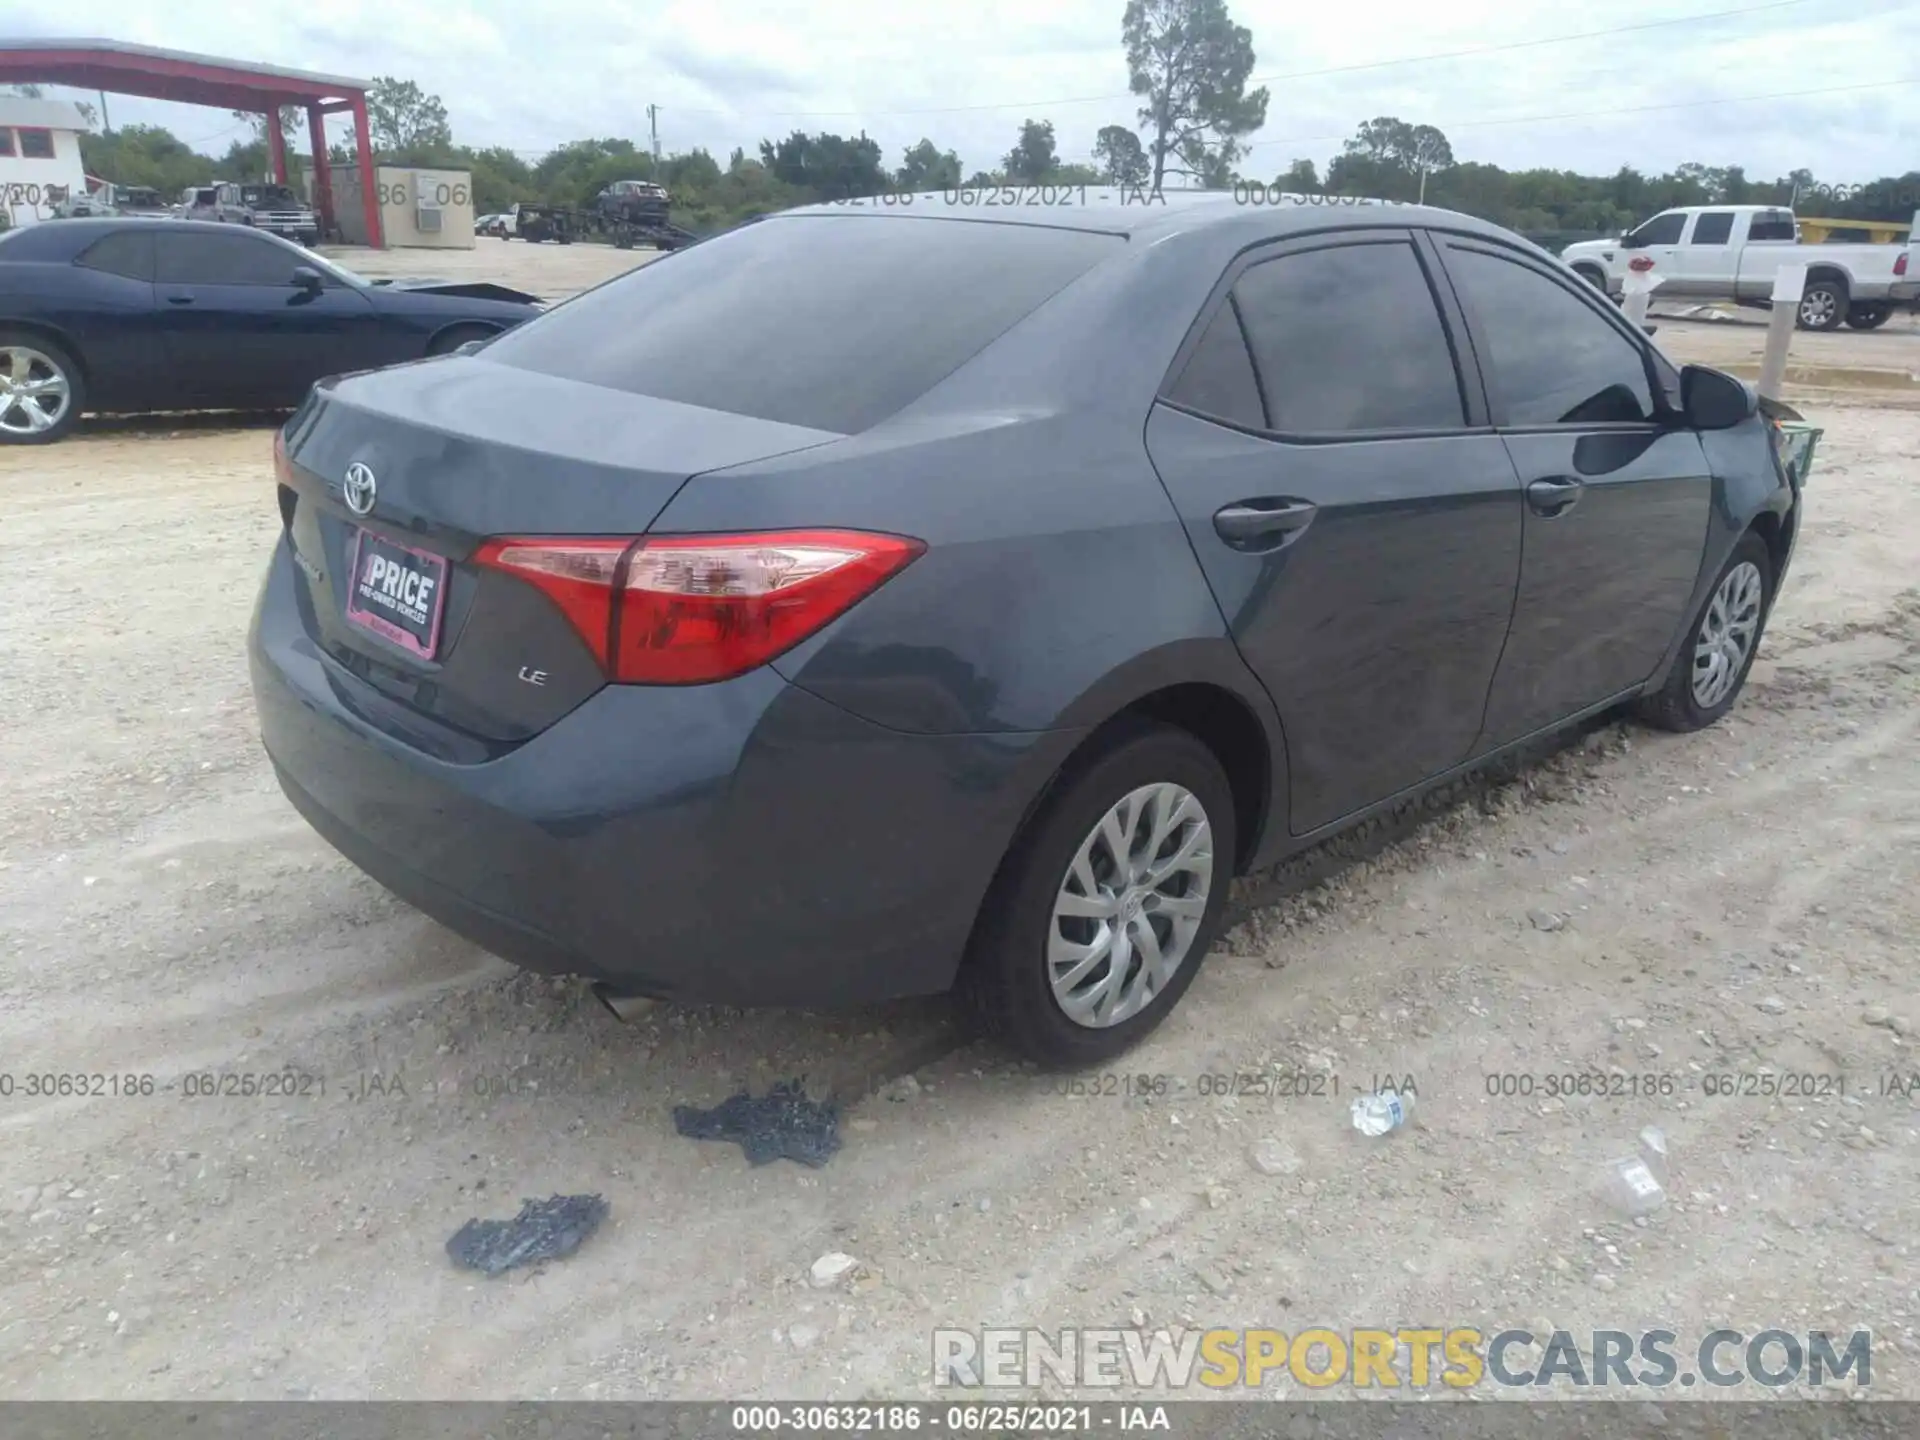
[1165,301,1264,430]
[77,231,155,281]
[1688,212,1735,245]
[1227,240,1466,433]
[483,216,1122,434]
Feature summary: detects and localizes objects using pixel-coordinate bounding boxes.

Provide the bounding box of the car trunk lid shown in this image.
[275,356,842,747]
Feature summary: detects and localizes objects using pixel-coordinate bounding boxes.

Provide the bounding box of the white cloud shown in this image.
[23,0,1920,183]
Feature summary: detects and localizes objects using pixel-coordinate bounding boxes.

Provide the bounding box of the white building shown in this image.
[0,98,89,230]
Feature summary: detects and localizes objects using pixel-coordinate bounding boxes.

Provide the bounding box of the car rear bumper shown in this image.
[248,543,1072,1006]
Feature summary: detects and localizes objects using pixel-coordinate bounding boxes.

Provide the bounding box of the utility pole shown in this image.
[647,104,661,167]
[99,90,112,134]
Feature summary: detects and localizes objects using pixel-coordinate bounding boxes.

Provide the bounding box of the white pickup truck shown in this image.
[1561,204,1919,331]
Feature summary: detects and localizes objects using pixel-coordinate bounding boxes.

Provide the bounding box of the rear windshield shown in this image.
[482,215,1122,433]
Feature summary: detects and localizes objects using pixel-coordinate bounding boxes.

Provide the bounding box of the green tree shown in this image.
[1093,125,1149,187]
[897,138,963,190]
[1276,157,1318,192]
[1123,0,1269,191]
[465,145,535,213]
[78,124,216,196]
[220,106,308,182]
[1003,119,1058,182]
[1328,117,1453,201]
[758,130,887,199]
[366,76,452,158]
[1406,124,1453,202]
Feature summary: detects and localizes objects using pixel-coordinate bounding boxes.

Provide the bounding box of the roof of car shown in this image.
[776,188,1521,247]
[0,216,316,263]
[25,217,270,235]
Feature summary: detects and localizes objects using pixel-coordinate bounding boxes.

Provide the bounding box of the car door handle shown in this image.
[1526,477,1584,517]
[1214,500,1318,546]
[164,293,195,306]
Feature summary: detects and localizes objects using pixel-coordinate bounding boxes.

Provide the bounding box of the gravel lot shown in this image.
[323,236,661,301]
[1,241,1916,1401]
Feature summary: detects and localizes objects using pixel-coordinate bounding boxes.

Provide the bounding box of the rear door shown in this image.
[1144,230,1525,835]
[154,229,380,406]
[1670,208,1737,296]
[1733,209,1799,299]
[1434,236,1711,749]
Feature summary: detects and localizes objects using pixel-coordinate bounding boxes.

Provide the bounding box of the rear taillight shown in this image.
[474,530,925,684]
[1896,252,1909,277]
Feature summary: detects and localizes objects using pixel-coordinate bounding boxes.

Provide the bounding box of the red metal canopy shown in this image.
[0,38,384,246]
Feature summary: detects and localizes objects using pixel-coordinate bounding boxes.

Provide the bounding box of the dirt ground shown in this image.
[324,238,659,302]
[1,288,1917,1403]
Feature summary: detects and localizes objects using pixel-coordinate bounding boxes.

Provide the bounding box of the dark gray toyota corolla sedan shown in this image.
[249,192,1799,1066]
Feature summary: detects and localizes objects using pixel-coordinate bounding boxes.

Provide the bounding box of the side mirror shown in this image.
[1619,232,1645,249]
[290,265,324,294]
[1681,364,1757,430]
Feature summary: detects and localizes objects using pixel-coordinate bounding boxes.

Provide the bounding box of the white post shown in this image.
[1758,262,1807,403]
[1620,265,1663,332]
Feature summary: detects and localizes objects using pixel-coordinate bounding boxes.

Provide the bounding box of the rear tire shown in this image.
[0,330,85,445]
[1797,280,1847,331]
[1845,303,1892,331]
[958,722,1236,1068]
[1635,533,1773,733]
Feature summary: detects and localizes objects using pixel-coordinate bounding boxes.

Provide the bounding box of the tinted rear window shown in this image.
[483,216,1122,433]
[1231,241,1465,433]
[77,231,155,280]
[1165,300,1264,429]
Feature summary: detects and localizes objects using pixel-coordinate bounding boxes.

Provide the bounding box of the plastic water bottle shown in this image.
[1350,1089,1414,1137]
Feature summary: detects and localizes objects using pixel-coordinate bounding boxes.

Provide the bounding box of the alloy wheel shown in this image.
[1048,782,1214,1028]
[1692,560,1764,709]
[0,345,73,438]
[1798,290,1838,329]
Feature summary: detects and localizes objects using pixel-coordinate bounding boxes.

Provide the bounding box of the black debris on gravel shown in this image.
[446,1193,610,1276]
[672,1078,842,1167]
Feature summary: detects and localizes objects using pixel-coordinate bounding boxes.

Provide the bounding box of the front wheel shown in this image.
[0,332,85,444]
[1636,533,1773,732]
[958,723,1236,1067]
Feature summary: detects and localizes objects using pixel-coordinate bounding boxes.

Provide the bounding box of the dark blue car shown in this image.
[249,194,1798,1065]
[0,217,539,443]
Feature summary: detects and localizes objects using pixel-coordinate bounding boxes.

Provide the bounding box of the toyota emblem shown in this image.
[343,462,377,517]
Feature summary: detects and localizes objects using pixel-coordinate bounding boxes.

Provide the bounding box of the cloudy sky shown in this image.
[12,0,1920,184]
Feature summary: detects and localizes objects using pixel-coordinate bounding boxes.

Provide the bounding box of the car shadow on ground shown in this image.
[72,408,291,441]
[401,710,1623,1131]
